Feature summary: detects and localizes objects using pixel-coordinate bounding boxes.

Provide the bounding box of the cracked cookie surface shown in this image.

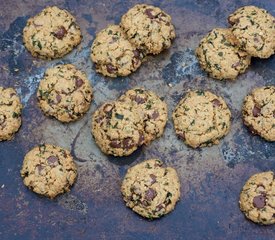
[242,86,275,141]
[0,87,22,141]
[196,28,251,80]
[37,64,93,122]
[20,144,77,199]
[120,4,176,54]
[172,90,231,148]
[228,5,275,58]
[121,159,180,219]
[239,171,275,225]
[23,6,82,59]
[91,100,145,156]
[91,25,144,77]
[118,88,168,145]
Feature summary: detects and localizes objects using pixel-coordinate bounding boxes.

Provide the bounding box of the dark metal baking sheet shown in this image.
[0,0,275,239]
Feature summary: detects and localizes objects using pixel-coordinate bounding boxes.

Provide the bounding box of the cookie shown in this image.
[239,171,275,225]
[118,88,168,144]
[91,25,144,78]
[120,4,176,54]
[228,6,275,58]
[121,159,180,219]
[91,100,145,156]
[242,86,275,141]
[37,64,93,122]
[0,87,22,141]
[172,90,231,148]
[196,28,251,80]
[20,144,77,199]
[23,6,82,59]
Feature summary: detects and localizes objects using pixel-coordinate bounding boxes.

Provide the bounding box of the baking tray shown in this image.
[0,0,275,239]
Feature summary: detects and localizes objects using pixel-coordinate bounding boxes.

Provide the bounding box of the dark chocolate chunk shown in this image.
[145,188,157,201]
[123,138,135,149]
[56,94,62,103]
[232,61,241,69]
[252,106,261,117]
[150,111,159,120]
[75,78,84,88]
[212,99,222,108]
[110,140,122,148]
[106,64,117,74]
[47,156,59,165]
[131,95,146,104]
[155,203,164,212]
[253,194,266,209]
[53,26,67,39]
[144,8,155,19]
[149,174,157,184]
[273,110,275,118]
[36,164,44,174]
[138,132,145,145]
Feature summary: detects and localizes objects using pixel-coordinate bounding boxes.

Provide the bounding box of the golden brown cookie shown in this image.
[118,88,168,145]
[0,87,22,141]
[37,64,93,122]
[239,171,275,225]
[91,25,144,77]
[20,144,77,199]
[23,6,82,59]
[91,100,145,156]
[242,86,275,141]
[120,4,176,54]
[172,90,231,148]
[228,6,275,58]
[121,159,180,219]
[196,28,251,80]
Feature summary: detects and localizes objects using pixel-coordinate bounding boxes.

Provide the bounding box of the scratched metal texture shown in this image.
[0,0,275,239]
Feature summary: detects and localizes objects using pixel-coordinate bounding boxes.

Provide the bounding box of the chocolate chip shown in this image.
[149,174,157,184]
[110,140,122,148]
[253,195,266,209]
[155,203,164,212]
[252,106,261,117]
[123,138,135,150]
[106,64,117,74]
[36,165,44,174]
[56,94,62,103]
[145,188,157,201]
[145,8,156,19]
[150,111,159,120]
[130,94,147,104]
[254,37,260,43]
[75,78,84,88]
[133,50,140,58]
[53,26,67,39]
[47,156,59,165]
[273,111,275,118]
[212,99,222,108]
[177,132,185,140]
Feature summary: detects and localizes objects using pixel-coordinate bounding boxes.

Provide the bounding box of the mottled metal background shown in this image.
[0,0,275,239]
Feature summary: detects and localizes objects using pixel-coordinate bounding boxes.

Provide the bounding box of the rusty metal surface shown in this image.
[0,0,275,239]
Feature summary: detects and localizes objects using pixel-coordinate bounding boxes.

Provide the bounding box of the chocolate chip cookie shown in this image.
[37,64,93,122]
[228,6,275,58]
[120,4,176,54]
[0,87,22,141]
[91,25,144,77]
[239,171,275,225]
[242,86,275,141]
[121,159,180,219]
[196,28,251,80]
[91,100,145,156]
[20,144,77,199]
[172,90,231,148]
[118,88,168,145]
[23,6,82,59]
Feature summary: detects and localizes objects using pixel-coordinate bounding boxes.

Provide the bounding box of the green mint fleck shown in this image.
[115,113,124,120]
